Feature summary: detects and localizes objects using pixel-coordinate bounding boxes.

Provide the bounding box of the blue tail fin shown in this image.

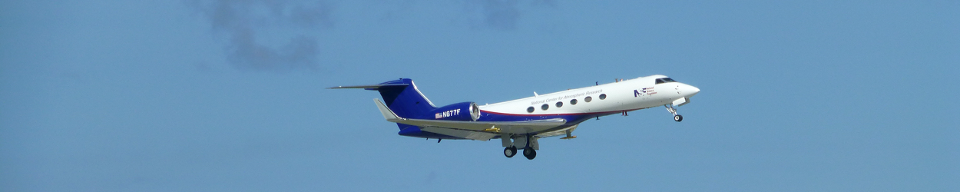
[373,78,436,119]
[329,78,437,130]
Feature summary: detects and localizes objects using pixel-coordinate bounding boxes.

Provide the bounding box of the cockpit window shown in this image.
[655,78,676,84]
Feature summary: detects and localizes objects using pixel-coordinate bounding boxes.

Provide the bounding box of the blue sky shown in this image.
[1,0,958,191]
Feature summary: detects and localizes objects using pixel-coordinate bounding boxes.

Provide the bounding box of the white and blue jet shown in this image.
[331,75,700,160]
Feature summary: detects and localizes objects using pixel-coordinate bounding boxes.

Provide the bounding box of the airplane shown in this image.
[330,75,700,160]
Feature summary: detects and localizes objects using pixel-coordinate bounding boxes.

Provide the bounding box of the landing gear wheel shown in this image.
[504,146,517,158]
[522,147,537,160]
[665,105,682,122]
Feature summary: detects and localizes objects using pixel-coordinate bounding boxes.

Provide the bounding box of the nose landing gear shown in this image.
[665,104,683,122]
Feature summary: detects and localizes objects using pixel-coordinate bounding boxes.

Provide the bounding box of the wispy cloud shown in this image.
[188,0,334,71]
[464,0,520,30]
[462,0,556,31]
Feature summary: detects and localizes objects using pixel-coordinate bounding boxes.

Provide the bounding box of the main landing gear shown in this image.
[665,104,683,122]
[522,147,536,160]
[504,146,538,160]
[503,146,517,158]
[502,135,538,160]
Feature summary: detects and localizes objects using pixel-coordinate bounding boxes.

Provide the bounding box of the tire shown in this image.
[504,147,517,158]
[674,115,683,122]
[522,147,537,160]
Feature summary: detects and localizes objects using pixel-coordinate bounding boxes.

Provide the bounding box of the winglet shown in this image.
[374,99,402,122]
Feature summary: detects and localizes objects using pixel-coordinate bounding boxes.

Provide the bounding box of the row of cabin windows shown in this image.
[527,94,606,113]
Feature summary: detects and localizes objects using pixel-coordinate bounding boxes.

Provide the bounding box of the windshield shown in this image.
[655,78,676,84]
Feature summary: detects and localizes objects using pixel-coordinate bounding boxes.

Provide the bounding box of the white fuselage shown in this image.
[479,75,700,117]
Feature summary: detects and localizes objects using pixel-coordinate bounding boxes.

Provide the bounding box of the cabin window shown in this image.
[585,96,592,102]
[541,104,549,110]
[570,99,578,105]
[527,106,535,113]
[556,101,563,108]
[599,94,607,100]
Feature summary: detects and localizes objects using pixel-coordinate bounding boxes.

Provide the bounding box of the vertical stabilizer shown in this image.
[329,78,437,130]
[373,79,436,119]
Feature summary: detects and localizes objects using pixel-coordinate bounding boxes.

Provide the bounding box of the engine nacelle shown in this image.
[429,102,481,121]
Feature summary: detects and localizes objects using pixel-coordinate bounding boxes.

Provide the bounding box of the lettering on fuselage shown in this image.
[530,89,603,105]
[435,109,461,119]
[634,87,656,97]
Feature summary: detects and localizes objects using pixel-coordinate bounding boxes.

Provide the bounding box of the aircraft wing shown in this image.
[373,99,566,138]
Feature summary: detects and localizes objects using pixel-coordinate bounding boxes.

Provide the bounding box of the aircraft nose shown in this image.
[682,84,700,97]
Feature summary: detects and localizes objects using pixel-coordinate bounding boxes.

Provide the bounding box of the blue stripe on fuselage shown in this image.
[396,110,616,139]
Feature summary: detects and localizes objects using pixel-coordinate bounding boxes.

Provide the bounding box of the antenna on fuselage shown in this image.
[534,92,538,97]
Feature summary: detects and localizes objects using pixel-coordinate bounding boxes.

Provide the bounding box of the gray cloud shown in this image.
[462,0,557,31]
[465,0,520,30]
[188,0,333,71]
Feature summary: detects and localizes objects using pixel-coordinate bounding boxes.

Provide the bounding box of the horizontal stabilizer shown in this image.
[328,84,409,90]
